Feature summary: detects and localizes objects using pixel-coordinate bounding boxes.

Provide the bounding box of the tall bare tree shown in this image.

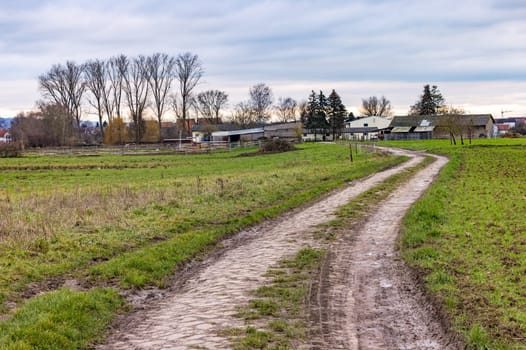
[107,55,128,120]
[275,97,297,122]
[122,55,150,143]
[175,52,204,136]
[84,59,111,139]
[196,90,228,124]
[249,83,273,122]
[39,61,86,138]
[360,96,393,117]
[146,53,176,141]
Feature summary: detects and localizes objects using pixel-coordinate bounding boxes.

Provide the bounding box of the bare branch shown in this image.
[196,90,228,123]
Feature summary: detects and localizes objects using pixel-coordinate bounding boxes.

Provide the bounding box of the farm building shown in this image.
[192,123,238,142]
[302,128,333,142]
[342,127,382,141]
[212,127,264,142]
[342,116,391,140]
[386,114,495,140]
[264,121,302,141]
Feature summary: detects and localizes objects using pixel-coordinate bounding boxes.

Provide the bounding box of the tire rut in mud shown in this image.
[314,154,463,350]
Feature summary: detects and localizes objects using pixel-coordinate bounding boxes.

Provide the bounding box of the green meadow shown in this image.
[0,143,404,349]
[383,138,526,349]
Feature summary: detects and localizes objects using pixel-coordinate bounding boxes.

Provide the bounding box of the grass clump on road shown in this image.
[383,139,526,349]
[229,247,324,350]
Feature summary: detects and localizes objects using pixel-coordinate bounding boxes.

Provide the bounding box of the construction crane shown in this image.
[501,109,512,118]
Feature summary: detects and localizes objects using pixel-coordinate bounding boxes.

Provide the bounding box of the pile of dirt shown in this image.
[260,139,296,153]
[238,139,297,157]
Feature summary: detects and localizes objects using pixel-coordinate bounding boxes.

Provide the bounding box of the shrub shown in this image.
[0,142,22,158]
[260,139,295,153]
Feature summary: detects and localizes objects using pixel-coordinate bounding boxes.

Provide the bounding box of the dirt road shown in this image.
[316,153,459,349]
[99,150,454,349]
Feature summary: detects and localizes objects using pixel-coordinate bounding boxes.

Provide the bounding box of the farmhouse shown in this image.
[386,114,495,140]
[0,130,11,143]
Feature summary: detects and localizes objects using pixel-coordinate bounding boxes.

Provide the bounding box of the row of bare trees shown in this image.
[230,83,304,127]
[37,52,231,144]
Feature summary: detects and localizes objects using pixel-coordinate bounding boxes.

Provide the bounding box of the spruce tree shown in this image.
[327,89,347,139]
[304,91,320,140]
[409,84,446,115]
[316,90,329,136]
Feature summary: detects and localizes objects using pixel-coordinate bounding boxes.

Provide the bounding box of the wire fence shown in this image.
[24,140,263,156]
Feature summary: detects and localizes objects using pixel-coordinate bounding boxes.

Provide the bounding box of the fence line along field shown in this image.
[0,142,405,349]
[383,138,526,349]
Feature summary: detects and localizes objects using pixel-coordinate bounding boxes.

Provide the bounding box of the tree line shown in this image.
[9,51,473,148]
[12,52,231,146]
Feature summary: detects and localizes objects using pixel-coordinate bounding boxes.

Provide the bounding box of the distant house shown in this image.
[0,130,12,143]
[342,116,391,141]
[496,124,510,136]
[494,117,526,136]
[386,114,495,140]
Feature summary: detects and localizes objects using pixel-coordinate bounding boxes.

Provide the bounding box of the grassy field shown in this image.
[0,143,404,349]
[382,138,526,349]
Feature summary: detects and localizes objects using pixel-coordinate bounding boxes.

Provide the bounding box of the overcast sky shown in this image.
[1,0,525,119]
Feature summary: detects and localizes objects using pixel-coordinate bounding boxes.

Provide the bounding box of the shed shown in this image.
[212,127,264,142]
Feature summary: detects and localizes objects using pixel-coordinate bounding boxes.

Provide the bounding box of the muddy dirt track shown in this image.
[99,149,457,350]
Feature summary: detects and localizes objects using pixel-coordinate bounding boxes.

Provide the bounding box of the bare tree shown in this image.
[249,83,273,122]
[146,53,176,141]
[122,55,150,143]
[107,55,128,120]
[438,105,465,145]
[39,61,86,138]
[175,52,204,136]
[360,96,393,117]
[298,100,308,124]
[84,59,111,139]
[275,97,297,122]
[230,101,256,127]
[196,90,228,124]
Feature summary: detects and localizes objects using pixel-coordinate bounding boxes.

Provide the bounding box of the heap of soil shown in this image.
[238,139,297,157]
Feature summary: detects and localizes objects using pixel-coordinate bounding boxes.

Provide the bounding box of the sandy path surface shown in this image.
[317,154,459,349]
[99,151,426,350]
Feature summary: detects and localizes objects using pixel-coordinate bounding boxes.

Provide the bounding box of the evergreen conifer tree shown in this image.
[315,91,329,139]
[327,89,347,140]
[304,91,320,140]
[409,84,446,115]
